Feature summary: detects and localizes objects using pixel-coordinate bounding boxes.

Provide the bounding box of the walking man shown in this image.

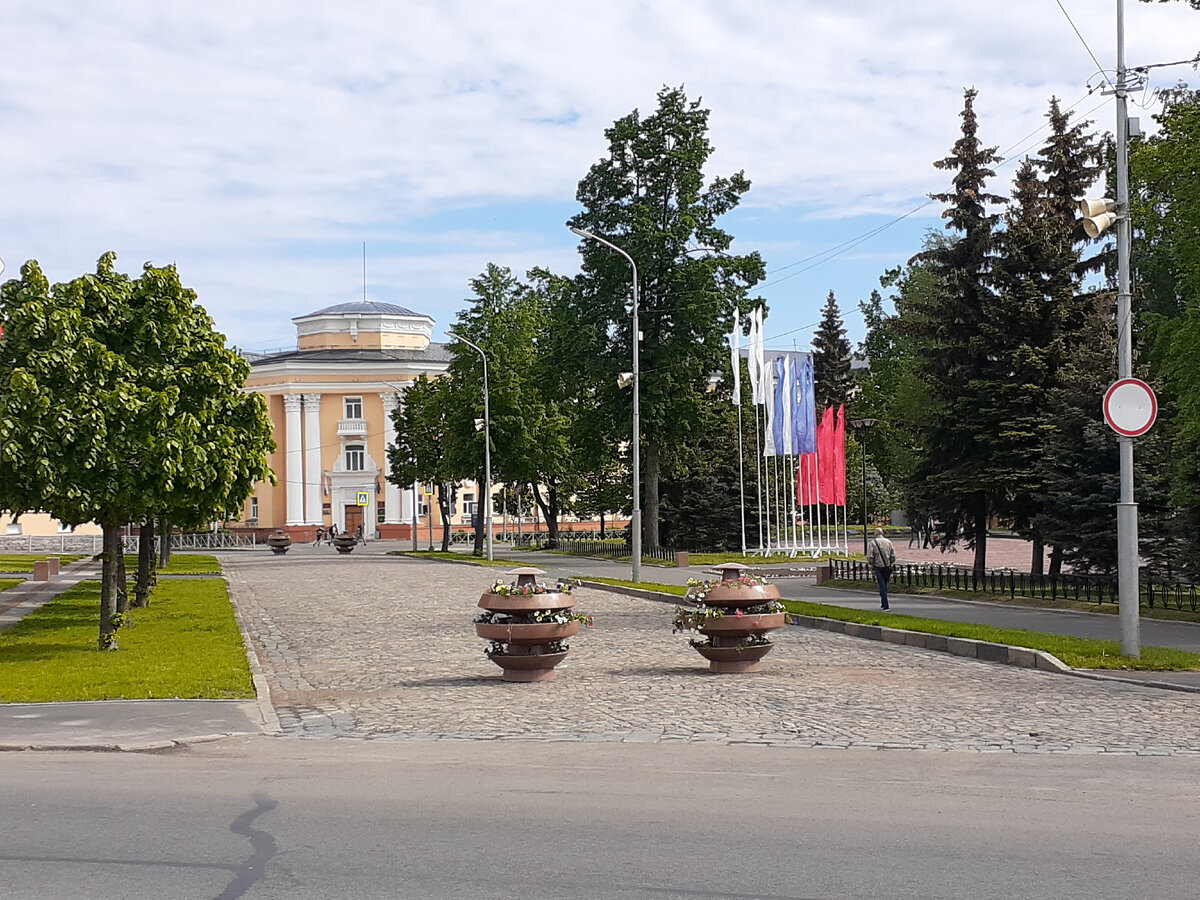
[866,527,896,610]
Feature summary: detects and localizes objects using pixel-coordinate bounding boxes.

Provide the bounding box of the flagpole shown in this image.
[737,401,747,556]
[754,404,764,552]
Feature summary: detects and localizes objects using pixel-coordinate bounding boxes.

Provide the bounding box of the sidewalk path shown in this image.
[223,543,1200,754]
[0,557,102,628]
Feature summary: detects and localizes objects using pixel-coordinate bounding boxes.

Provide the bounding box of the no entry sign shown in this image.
[1103,378,1157,437]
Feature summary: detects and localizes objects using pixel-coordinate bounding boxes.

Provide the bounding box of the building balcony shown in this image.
[337,418,368,436]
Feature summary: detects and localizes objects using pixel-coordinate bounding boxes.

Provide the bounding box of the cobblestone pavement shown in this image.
[224,547,1200,754]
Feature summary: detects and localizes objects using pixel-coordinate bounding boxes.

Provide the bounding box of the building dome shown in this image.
[303,300,422,318]
[292,299,435,352]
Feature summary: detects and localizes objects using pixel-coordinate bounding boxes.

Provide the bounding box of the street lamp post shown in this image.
[570,226,642,583]
[848,418,877,556]
[447,331,492,562]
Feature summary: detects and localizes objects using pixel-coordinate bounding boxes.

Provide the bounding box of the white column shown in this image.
[303,393,323,524]
[283,393,304,525]
[382,393,404,524]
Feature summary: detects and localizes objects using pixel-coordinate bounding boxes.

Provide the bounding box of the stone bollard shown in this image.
[674,550,690,568]
[33,561,51,581]
[46,557,60,576]
[815,564,831,585]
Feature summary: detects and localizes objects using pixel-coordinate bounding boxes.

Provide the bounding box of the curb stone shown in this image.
[578,579,1073,675]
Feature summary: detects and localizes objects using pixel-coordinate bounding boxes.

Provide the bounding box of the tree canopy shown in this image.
[0,254,274,648]
[563,85,765,547]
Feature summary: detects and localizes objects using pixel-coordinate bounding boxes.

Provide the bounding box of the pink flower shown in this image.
[735,609,744,618]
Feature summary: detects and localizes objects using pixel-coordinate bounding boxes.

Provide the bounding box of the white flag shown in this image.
[730,308,741,406]
[746,309,760,405]
[754,307,767,406]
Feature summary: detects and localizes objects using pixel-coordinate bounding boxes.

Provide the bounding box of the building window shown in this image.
[344,396,363,419]
[249,497,259,522]
[377,503,386,524]
[345,444,365,472]
[463,493,477,521]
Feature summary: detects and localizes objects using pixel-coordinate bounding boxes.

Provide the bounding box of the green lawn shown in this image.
[0,554,87,572]
[779,599,1200,671]
[0,579,21,593]
[576,576,1200,672]
[121,553,222,575]
[825,578,1200,625]
[0,578,254,702]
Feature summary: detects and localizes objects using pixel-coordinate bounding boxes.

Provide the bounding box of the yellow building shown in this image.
[0,512,101,538]
[239,300,451,540]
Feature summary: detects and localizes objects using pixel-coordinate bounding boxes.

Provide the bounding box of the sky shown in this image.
[0,1,1196,355]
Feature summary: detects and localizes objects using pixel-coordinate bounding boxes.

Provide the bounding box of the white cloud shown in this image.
[0,0,1195,347]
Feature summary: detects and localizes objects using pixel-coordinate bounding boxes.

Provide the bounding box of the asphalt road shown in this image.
[4,738,1199,900]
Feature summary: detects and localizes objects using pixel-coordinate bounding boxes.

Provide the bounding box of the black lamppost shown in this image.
[848,418,877,556]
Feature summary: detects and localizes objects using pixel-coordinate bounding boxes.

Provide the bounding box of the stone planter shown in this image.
[682,562,784,674]
[267,530,292,555]
[333,533,358,554]
[477,567,584,683]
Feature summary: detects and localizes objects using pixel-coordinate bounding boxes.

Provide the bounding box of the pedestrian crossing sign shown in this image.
[356,491,370,507]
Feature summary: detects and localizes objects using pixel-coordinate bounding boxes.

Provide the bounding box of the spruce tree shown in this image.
[811,290,853,411]
[899,87,1006,573]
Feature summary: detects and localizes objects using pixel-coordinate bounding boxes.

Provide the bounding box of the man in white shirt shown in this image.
[866,527,896,610]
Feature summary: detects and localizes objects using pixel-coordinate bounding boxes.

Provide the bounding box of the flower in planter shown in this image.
[487,577,573,596]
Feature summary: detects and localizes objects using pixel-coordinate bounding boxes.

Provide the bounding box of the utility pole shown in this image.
[1113,0,1140,656]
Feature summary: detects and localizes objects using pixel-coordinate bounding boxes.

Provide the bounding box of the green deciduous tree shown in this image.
[388,374,457,552]
[0,254,274,648]
[1136,90,1200,575]
[442,264,576,551]
[564,85,765,548]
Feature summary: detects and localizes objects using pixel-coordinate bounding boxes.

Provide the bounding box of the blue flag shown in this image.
[798,356,817,454]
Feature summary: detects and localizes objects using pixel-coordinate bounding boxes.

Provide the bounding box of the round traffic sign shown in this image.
[1103,378,1157,437]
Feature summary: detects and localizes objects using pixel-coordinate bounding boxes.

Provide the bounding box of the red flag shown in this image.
[834,404,847,505]
[816,406,835,501]
[796,453,818,505]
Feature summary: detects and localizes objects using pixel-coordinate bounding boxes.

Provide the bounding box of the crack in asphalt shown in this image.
[215,793,278,900]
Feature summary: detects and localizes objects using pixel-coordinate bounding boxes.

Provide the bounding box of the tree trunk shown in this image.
[546,481,560,548]
[135,519,156,608]
[1030,534,1045,577]
[531,482,559,548]
[971,506,988,576]
[115,542,129,617]
[645,441,661,548]
[438,487,452,552]
[599,512,606,537]
[159,520,172,567]
[1048,545,1064,577]
[99,524,122,651]
[472,478,485,556]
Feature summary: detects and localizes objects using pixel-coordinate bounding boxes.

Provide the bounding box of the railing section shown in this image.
[828,559,1198,611]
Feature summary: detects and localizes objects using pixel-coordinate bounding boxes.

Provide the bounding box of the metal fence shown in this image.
[829,559,1199,612]
[0,531,263,554]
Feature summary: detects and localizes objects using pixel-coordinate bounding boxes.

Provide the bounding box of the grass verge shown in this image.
[119,553,223,575]
[0,554,87,572]
[825,579,1200,625]
[0,578,254,702]
[0,579,22,593]
[779,599,1200,671]
[575,577,1200,671]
